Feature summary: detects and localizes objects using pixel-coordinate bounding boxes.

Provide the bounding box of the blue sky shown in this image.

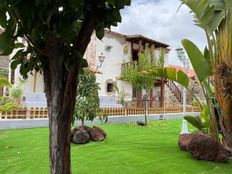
[112,0,207,66]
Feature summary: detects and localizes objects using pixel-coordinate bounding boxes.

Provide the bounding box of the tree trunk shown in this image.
[43,35,79,173]
[42,13,97,174]
[144,91,148,126]
[81,119,84,127]
[45,69,78,174]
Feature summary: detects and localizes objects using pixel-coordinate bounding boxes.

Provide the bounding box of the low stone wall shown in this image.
[0,112,199,130]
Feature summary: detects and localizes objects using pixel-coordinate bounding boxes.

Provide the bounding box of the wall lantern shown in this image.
[96,53,105,70]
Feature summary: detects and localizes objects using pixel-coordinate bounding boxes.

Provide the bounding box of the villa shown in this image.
[7,31,187,108]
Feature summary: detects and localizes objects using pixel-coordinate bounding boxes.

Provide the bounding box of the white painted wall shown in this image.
[94,33,133,101]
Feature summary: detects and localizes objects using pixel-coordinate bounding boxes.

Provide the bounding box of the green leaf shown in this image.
[0,77,11,88]
[68,0,84,7]
[209,0,225,10]
[96,22,105,40]
[112,10,121,22]
[200,104,209,128]
[0,2,8,28]
[184,115,205,131]
[207,10,224,33]
[181,0,224,33]
[203,47,211,71]
[201,5,215,27]
[0,102,19,112]
[177,70,189,87]
[151,67,189,88]
[182,39,212,82]
[80,58,88,68]
[115,0,131,9]
[10,49,24,69]
[0,32,11,54]
[107,0,116,6]
[224,0,232,9]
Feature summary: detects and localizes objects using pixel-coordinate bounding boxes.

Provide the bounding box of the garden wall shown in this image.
[0,112,200,130]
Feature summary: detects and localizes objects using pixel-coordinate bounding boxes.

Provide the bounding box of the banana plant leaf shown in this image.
[184,115,207,133]
[149,67,189,88]
[182,39,212,82]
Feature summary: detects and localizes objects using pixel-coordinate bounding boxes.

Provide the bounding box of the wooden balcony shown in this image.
[121,61,133,75]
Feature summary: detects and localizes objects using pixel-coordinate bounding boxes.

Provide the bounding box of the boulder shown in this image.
[178,132,203,151]
[71,128,90,144]
[187,133,230,163]
[137,121,145,126]
[178,132,230,163]
[89,126,106,141]
[93,126,107,137]
[78,125,92,133]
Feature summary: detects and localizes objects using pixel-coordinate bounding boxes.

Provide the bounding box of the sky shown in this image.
[112,0,207,66]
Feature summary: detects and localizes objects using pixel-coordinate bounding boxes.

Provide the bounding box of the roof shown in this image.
[105,30,169,48]
[105,30,126,38]
[126,34,169,48]
[168,65,196,79]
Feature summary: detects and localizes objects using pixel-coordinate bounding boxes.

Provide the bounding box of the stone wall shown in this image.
[164,85,181,107]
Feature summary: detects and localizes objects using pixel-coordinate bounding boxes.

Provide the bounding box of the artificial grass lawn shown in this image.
[0,119,231,174]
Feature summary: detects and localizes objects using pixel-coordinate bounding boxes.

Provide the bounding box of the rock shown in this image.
[78,125,92,133]
[71,128,90,144]
[179,132,230,163]
[93,126,107,137]
[178,132,203,151]
[89,126,106,141]
[137,121,145,126]
[187,133,230,162]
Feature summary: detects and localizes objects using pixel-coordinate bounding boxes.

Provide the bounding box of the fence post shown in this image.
[26,108,30,119]
[16,109,18,119]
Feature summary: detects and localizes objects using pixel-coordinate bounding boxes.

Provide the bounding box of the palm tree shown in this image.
[180,0,232,149]
[214,4,232,149]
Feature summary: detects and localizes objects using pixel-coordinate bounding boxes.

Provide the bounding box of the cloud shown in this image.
[112,0,207,66]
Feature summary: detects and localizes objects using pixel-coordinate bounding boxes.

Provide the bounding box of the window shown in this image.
[105,79,116,94]
[107,83,114,93]
[132,50,139,62]
[132,87,137,98]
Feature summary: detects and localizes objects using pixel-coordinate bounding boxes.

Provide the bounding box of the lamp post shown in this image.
[176,48,189,134]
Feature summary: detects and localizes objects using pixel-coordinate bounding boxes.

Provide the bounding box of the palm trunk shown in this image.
[215,74,232,150]
[214,11,232,150]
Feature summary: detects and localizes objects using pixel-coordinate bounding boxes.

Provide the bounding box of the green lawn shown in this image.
[0,119,231,174]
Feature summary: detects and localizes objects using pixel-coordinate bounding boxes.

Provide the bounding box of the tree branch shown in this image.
[11,9,48,57]
[74,13,97,55]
